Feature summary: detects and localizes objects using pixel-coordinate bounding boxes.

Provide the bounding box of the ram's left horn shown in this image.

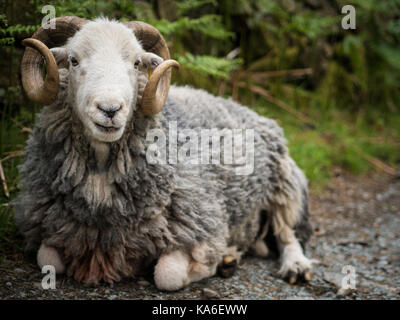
[140,60,179,116]
[123,21,179,116]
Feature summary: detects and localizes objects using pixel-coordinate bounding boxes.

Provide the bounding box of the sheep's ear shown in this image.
[50,48,68,69]
[138,52,163,73]
[136,53,163,105]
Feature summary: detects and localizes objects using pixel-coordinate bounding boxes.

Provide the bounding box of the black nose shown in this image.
[105,110,117,118]
[97,105,121,118]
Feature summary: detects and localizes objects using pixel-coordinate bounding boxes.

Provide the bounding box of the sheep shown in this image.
[15,16,313,290]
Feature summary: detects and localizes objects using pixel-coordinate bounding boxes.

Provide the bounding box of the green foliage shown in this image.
[254,99,400,191]
[2,0,396,113]
[177,53,242,79]
[0,14,38,46]
[0,24,38,38]
[317,0,400,111]
[0,110,29,253]
[288,13,339,40]
[40,0,101,18]
[176,0,217,14]
[152,15,233,39]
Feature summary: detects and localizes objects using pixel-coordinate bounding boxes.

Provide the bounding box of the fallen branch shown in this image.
[218,80,226,97]
[0,150,24,162]
[235,68,313,81]
[10,117,32,134]
[233,82,398,177]
[237,82,314,126]
[354,148,398,176]
[232,82,239,101]
[338,240,369,247]
[0,161,10,198]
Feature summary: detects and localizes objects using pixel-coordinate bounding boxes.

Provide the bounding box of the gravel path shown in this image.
[1,173,399,300]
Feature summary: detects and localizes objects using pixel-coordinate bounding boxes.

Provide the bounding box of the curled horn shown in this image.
[21,16,87,105]
[123,21,179,116]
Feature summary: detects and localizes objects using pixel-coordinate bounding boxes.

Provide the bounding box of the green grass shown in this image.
[252,99,400,192]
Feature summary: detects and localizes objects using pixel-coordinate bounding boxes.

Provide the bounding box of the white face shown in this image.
[69,47,137,143]
[52,19,162,143]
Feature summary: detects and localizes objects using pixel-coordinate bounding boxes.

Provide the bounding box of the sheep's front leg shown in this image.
[275,224,312,284]
[154,249,217,291]
[37,243,65,274]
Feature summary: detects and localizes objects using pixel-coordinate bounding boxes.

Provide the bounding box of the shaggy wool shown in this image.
[14,69,311,284]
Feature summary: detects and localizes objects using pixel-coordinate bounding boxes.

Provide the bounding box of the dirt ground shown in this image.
[0,173,399,300]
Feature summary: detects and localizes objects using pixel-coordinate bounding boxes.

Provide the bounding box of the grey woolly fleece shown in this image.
[14,73,311,284]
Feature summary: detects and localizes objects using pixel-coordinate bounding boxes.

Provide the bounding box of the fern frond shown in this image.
[151,15,233,39]
[176,0,217,14]
[177,53,242,79]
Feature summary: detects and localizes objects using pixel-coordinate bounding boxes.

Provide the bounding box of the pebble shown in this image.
[378,260,388,267]
[108,295,118,300]
[336,287,352,297]
[202,288,219,299]
[361,192,370,200]
[377,237,387,248]
[323,272,343,289]
[33,282,43,289]
[137,280,151,287]
[287,296,315,300]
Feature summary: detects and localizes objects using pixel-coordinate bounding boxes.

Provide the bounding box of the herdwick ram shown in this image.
[15,16,314,290]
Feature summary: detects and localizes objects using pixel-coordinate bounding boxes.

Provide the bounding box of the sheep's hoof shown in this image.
[284,270,312,284]
[286,270,298,284]
[302,271,312,282]
[217,255,237,278]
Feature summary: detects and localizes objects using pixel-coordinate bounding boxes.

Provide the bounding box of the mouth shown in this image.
[94,123,121,133]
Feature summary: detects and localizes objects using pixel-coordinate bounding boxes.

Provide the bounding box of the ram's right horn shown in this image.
[21,16,87,105]
[21,38,59,105]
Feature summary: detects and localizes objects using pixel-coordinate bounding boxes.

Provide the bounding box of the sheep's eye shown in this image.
[70,57,79,67]
[134,60,140,69]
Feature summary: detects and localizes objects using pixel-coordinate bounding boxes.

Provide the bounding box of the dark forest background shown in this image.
[0,0,399,246]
